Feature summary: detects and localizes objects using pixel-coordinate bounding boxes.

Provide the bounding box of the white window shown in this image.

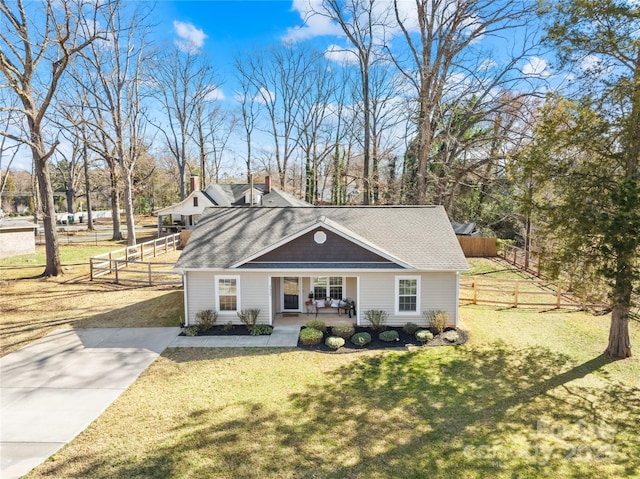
[395,276,420,315]
[215,275,240,313]
[312,276,344,299]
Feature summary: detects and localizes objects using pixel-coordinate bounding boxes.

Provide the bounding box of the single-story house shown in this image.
[174,205,469,329]
[154,176,311,236]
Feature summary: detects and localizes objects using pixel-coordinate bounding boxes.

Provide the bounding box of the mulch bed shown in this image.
[297,326,468,353]
[180,325,253,336]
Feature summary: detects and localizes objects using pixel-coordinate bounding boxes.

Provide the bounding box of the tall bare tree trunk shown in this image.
[32,143,62,276]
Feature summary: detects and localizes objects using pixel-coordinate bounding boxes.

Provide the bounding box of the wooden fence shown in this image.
[90,234,182,285]
[459,275,608,311]
[502,244,542,276]
[457,236,497,257]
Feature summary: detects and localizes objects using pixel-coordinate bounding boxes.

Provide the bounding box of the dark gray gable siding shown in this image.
[241,227,398,268]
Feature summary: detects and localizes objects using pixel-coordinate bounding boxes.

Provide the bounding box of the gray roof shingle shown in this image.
[175,206,468,272]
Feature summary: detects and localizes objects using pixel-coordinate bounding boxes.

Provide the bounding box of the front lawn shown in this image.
[28,305,640,478]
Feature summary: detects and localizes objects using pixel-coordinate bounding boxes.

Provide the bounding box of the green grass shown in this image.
[17,257,640,478]
[29,315,640,478]
[0,244,115,279]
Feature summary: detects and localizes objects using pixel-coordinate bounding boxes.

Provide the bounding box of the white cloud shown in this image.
[579,54,603,73]
[522,57,551,78]
[205,87,225,101]
[282,0,345,42]
[173,21,207,53]
[324,44,358,65]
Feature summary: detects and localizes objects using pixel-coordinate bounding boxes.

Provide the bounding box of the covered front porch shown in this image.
[273,311,355,328]
[269,275,360,326]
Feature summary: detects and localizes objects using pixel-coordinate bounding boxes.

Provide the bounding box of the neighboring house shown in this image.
[174,205,469,328]
[154,176,311,236]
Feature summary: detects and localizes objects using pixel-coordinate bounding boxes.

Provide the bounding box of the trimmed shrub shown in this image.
[325,336,345,350]
[332,324,355,339]
[379,330,399,342]
[237,308,260,331]
[222,321,234,332]
[402,322,420,335]
[183,326,199,337]
[423,310,449,334]
[250,324,274,336]
[196,309,217,331]
[300,327,324,345]
[350,332,372,347]
[415,329,434,343]
[442,330,460,343]
[305,320,327,333]
[365,309,388,332]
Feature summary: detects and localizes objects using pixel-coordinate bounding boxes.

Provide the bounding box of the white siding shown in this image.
[186,271,459,328]
[185,271,272,326]
[185,271,215,326]
[359,272,458,327]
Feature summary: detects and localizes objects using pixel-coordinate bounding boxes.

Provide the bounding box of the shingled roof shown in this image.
[175,206,468,272]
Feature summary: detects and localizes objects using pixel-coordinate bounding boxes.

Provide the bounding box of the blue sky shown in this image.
[7,1,555,173]
[152,1,319,98]
[152,0,552,102]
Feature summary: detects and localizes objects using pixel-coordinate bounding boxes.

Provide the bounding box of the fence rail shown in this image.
[459,275,609,311]
[90,234,182,285]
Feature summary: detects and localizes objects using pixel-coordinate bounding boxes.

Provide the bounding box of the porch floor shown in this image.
[274,311,356,327]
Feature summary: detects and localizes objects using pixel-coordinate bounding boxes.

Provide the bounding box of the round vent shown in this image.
[314,230,327,244]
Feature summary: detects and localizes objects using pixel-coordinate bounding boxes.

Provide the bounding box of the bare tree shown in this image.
[235,58,261,183]
[0,0,111,275]
[312,0,392,204]
[295,52,337,204]
[391,0,539,205]
[207,111,237,185]
[77,1,153,245]
[153,46,218,199]
[0,95,23,205]
[236,45,314,189]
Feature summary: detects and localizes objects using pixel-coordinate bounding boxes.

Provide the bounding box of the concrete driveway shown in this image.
[0,327,180,479]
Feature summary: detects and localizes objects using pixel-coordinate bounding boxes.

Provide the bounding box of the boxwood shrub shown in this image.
[300,327,324,345]
[305,320,327,333]
[379,330,399,342]
[325,336,345,350]
[442,330,460,343]
[415,329,434,343]
[350,332,372,347]
[331,324,355,339]
[250,324,273,336]
[402,322,420,335]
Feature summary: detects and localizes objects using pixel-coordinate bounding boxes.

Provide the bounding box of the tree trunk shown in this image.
[606,283,632,358]
[109,165,123,241]
[83,144,94,230]
[122,168,136,246]
[33,153,62,276]
[361,66,370,205]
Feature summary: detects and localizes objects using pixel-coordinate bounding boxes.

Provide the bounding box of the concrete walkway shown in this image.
[0,325,300,478]
[168,325,300,348]
[0,327,180,479]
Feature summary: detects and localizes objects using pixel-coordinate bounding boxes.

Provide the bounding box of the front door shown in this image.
[283,277,300,311]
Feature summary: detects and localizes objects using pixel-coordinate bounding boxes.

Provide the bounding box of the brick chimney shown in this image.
[264,175,271,194]
[190,175,200,193]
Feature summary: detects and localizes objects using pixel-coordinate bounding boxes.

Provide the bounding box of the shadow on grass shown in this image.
[33,345,640,479]
[0,289,183,356]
